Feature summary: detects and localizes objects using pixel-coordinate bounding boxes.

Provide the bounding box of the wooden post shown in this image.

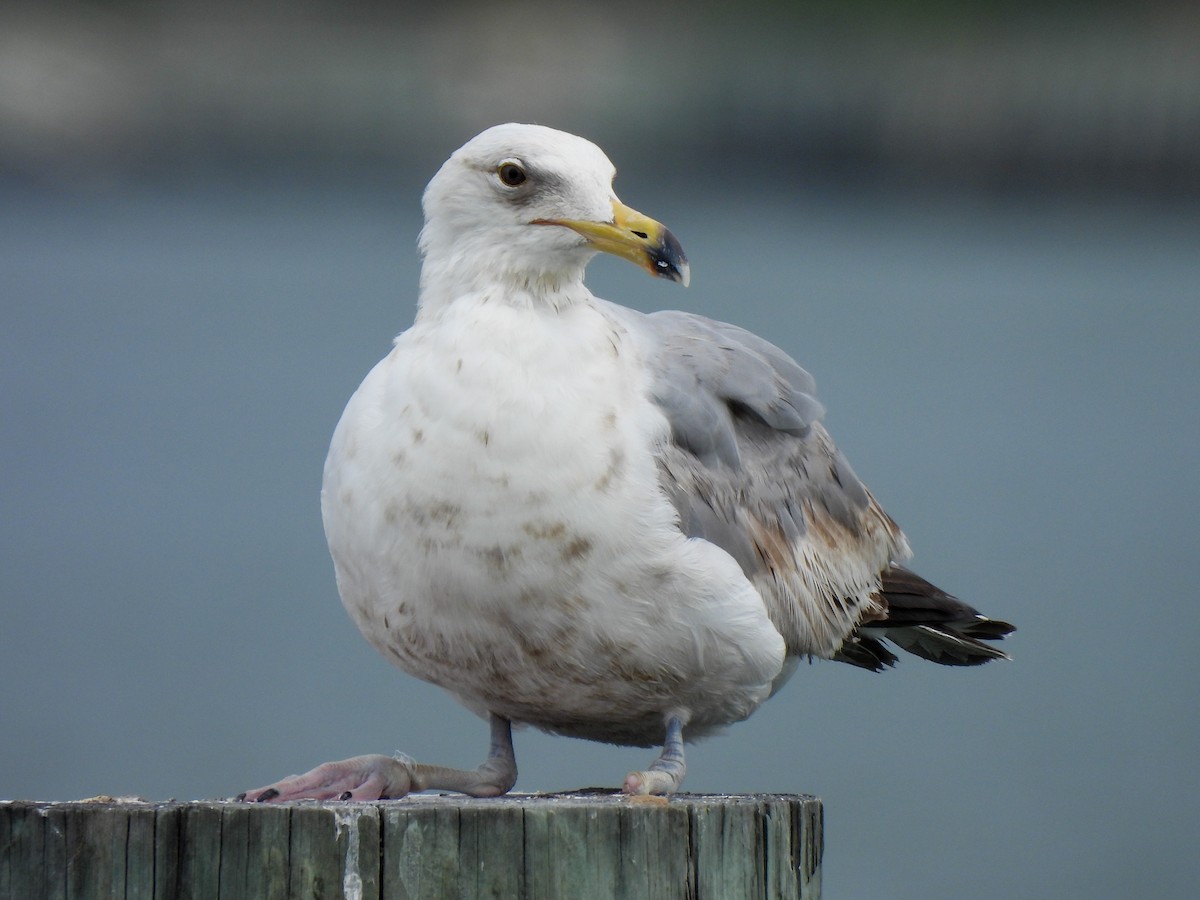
[2,793,821,899]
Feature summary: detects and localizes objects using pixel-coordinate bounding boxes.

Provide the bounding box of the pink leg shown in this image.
[237,714,517,802]
[623,714,687,795]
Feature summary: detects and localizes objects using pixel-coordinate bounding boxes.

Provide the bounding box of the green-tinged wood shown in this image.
[800,795,824,898]
[43,805,69,900]
[178,802,222,900]
[290,803,346,899]
[218,799,290,899]
[458,800,524,898]
[124,804,158,900]
[296,802,380,900]
[151,803,180,899]
[1,793,821,899]
[74,804,131,899]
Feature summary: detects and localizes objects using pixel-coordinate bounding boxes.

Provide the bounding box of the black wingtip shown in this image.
[834,635,900,672]
[852,565,1015,668]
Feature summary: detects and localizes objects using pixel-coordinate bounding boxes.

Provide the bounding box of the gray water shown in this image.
[2,176,1197,899]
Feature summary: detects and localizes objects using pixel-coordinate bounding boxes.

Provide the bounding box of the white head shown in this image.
[418,123,688,307]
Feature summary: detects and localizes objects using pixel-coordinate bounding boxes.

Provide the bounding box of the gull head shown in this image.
[418,123,688,302]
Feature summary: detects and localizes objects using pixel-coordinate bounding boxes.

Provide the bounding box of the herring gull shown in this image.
[239,123,1013,801]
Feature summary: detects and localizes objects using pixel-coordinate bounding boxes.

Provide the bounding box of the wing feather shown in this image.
[627,308,910,659]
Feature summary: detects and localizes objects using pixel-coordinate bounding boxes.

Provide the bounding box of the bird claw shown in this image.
[622,714,687,795]
[235,716,516,802]
[235,754,413,803]
[622,768,683,796]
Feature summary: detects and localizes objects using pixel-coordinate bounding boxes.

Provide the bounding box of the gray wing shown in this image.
[627,309,911,660]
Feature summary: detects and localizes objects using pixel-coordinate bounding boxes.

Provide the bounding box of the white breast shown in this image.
[321,293,785,745]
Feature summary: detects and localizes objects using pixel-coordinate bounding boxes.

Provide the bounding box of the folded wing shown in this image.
[623,308,1013,667]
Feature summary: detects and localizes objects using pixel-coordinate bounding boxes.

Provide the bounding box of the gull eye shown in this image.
[497,162,527,187]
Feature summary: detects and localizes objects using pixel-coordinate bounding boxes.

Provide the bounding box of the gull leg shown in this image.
[237,714,517,802]
[623,714,687,795]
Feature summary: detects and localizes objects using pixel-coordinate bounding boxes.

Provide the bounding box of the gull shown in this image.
[239,123,1013,802]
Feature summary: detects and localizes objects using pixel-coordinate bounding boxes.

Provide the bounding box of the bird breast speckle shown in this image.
[319,293,784,742]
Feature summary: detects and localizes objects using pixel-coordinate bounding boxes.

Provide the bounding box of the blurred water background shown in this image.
[3,2,1198,898]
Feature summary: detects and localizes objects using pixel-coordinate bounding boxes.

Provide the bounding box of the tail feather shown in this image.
[878,622,1011,666]
[835,565,1015,671]
[833,634,899,672]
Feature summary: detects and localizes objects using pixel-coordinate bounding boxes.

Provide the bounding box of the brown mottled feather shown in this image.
[631,307,1012,668]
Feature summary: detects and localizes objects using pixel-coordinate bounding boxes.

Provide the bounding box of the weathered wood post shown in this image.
[2,793,821,899]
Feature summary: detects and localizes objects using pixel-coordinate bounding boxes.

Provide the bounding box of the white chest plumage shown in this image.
[320,293,784,745]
